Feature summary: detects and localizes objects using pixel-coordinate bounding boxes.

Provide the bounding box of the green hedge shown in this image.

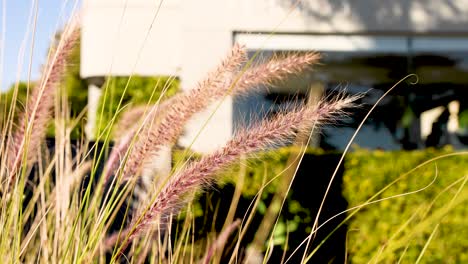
[343,147,468,263]
[175,146,467,262]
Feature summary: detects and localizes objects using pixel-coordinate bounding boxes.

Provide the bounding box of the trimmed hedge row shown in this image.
[176,148,468,263]
[174,147,467,262]
[343,147,468,263]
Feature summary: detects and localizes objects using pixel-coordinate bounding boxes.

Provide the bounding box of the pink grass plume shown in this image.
[7,22,80,182]
[120,50,321,184]
[111,93,360,252]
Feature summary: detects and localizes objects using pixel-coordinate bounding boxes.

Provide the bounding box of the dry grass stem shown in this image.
[203,219,241,264]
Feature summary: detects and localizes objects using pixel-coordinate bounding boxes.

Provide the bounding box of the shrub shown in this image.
[191,147,467,263]
[95,75,180,137]
[343,147,468,263]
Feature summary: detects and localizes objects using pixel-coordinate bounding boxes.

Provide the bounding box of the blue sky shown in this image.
[0,0,79,91]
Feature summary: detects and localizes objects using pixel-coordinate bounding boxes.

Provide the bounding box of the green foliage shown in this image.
[343,147,468,263]
[177,146,468,262]
[95,75,179,137]
[459,109,468,133]
[0,82,29,129]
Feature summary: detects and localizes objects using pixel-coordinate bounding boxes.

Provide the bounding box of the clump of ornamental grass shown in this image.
[0,18,359,263]
[5,22,80,184]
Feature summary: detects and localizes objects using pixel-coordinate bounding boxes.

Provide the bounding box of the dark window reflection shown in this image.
[233,45,468,151]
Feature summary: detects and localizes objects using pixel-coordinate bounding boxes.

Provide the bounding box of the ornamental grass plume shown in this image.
[114,105,150,136]
[113,96,175,137]
[234,52,321,94]
[115,44,247,181]
[6,22,80,181]
[118,49,321,184]
[103,98,173,182]
[109,92,360,252]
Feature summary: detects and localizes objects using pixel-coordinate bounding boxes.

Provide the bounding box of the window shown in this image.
[234,34,468,150]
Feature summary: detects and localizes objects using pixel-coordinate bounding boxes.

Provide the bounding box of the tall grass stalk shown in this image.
[2,4,466,264]
[0,9,356,262]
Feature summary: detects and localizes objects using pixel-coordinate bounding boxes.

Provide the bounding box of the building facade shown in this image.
[81,0,468,152]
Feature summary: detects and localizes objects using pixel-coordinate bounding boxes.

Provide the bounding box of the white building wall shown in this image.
[81,0,468,152]
[81,1,182,77]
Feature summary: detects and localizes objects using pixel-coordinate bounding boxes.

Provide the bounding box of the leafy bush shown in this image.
[343,147,468,263]
[188,147,467,262]
[0,82,29,127]
[95,75,179,137]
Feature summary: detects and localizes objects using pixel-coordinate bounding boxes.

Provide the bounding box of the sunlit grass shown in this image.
[1,2,467,264]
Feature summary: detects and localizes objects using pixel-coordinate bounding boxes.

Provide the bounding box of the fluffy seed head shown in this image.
[119,93,359,248]
[7,22,80,178]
